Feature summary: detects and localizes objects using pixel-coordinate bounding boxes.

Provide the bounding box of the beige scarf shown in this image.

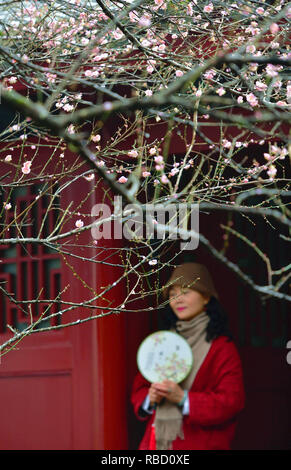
[154,311,211,450]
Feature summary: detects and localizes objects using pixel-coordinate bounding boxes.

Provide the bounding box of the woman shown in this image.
[131,262,245,450]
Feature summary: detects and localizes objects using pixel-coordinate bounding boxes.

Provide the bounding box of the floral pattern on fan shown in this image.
[137,330,193,383]
[153,352,192,382]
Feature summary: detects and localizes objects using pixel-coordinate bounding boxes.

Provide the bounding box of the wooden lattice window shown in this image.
[0,185,61,333]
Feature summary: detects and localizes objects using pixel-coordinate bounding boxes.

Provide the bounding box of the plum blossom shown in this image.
[84,173,95,181]
[68,124,76,134]
[118,176,128,183]
[91,134,101,142]
[148,259,158,265]
[63,103,74,112]
[246,93,259,107]
[128,150,138,158]
[265,64,281,77]
[216,87,226,96]
[255,81,267,92]
[246,44,256,54]
[187,4,193,16]
[204,69,216,80]
[170,167,179,176]
[154,156,164,165]
[75,219,84,228]
[22,161,32,174]
[4,203,12,210]
[222,139,232,149]
[161,174,169,184]
[237,96,244,104]
[139,15,151,28]
[175,70,184,77]
[204,3,214,13]
[267,165,277,180]
[256,7,265,15]
[270,23,279,35]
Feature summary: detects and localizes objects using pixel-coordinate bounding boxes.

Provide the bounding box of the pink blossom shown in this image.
[142,171,151,177]
[216,87,226,96]
[195,89,202,97]
[149,148,157,155]
[149,259,157,266]
[204,3,214,13]
[75,219,84,228]
[264,153,272,161]
[175,70,184,77]
[256,7,265,15]
[237,96,244,104]
[246,44,256,54]
[161,174,169,184]
[222,139,232,149]
[5,155,12,162]
[154,156,164,164]
[204,69,216,80]
[139,15,151,27]
[255,81,267,92]
[21,161,32,174]
[270,23,279,35]
[170,167,179,176]
[267,165,277,180]
[84,173,95,181]
[4,203,12,210]
[118,176,128,183]
[63,103,74,112]
[246,93,259,107]
[187,4,193,15]
[265,64,280,77]
[67,124,75,134]
[91,134,101,142]
[147,65,154,74]
[113,29,123,40]
[145,90,153,96]
[128,150,138,158]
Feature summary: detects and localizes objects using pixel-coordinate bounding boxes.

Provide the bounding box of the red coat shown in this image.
[131,335,245,450]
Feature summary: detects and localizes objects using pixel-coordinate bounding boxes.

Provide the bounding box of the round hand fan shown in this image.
[137,330,193,383]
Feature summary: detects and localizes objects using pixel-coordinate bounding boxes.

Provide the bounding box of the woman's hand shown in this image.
[153,379,184,405]
[148,383,165,407]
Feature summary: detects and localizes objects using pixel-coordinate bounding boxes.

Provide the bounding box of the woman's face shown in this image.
[168,285,209,321]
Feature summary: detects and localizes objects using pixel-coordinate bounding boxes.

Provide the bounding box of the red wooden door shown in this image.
[0,153,129,450]
[0,182,75,449]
